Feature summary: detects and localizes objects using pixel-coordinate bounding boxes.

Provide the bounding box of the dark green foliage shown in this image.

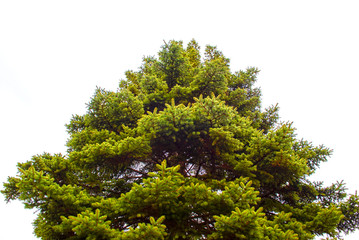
[3,40,359,239]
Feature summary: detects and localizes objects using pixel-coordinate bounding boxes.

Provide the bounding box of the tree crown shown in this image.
[3,40,359,240]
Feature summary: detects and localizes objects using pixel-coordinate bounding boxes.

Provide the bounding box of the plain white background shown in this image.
[1,1,358,239]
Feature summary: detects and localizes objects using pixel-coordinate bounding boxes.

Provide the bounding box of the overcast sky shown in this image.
[1,0,359,239]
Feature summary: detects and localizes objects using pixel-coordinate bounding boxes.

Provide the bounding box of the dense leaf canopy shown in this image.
[3,40,359,239]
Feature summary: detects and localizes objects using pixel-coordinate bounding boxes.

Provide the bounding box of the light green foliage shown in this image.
[3,40,359,239]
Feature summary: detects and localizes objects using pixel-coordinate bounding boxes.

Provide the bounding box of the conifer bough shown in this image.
[3,40,359,239]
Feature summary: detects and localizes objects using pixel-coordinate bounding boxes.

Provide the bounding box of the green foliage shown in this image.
[2,39,359,239]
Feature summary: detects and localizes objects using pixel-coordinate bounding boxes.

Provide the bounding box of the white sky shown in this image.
[1,0,358,239]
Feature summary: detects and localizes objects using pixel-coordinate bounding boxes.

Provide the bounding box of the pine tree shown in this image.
[3,40,359,239]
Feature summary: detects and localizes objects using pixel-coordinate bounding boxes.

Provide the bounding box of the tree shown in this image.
[2,40,359,239]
